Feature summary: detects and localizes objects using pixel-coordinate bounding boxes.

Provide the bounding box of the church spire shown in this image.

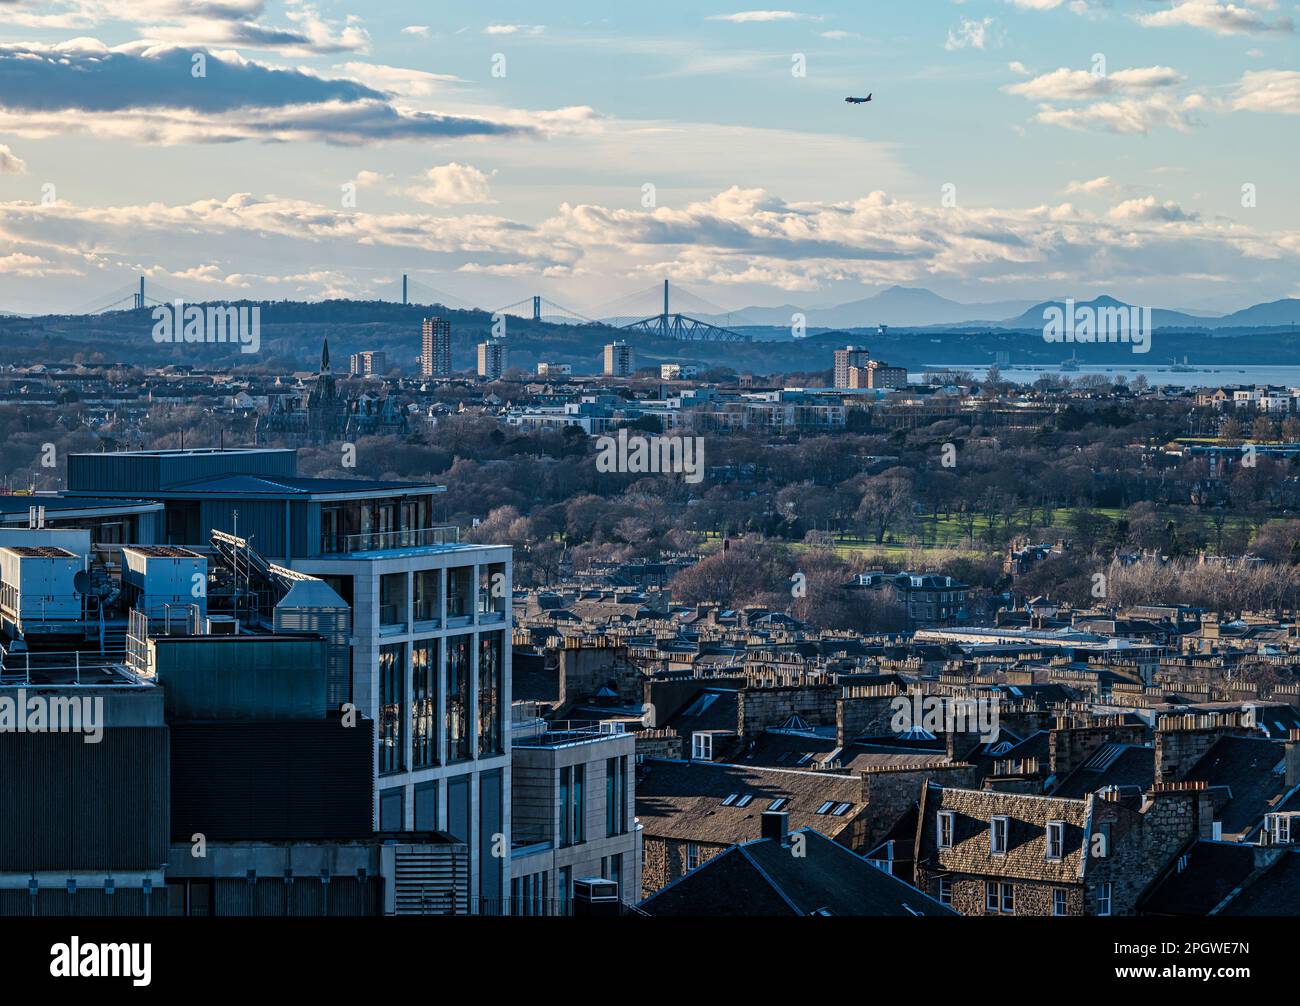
[320,337,330,373]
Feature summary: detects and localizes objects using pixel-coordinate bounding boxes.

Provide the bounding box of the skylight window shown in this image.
[735,794,754,808]
[832,802,851,817]
[721,794,738,806]
[816,801,834,814]
[768,798,788,812]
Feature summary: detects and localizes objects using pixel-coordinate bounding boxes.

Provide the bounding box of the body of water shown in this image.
[912,364,1300,390]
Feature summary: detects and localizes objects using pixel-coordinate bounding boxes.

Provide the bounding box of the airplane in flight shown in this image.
[844,93,872,104]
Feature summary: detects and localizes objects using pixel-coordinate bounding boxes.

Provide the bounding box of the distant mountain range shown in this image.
[696,285,1300,332]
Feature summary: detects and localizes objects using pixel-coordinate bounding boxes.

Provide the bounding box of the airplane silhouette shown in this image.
[845,93,872,104]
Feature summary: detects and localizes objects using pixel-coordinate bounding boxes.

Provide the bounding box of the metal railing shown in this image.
[0,647,132,686]
[478,897,574,917]
[0,584,85,623]
[477,897,639,917]
[323,526,460,555]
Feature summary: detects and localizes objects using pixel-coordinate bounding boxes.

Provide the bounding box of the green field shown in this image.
[696,505,1267,559]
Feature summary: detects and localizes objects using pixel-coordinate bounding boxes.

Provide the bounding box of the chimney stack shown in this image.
[1287,729,1300,789]
[761,810,789,845]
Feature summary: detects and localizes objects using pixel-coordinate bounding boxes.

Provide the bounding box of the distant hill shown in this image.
[1215,298,1300,329]
[699,285,1040,330]
[997,295,1210,331]
[3,296,1299,377]
[698,287,1300,333]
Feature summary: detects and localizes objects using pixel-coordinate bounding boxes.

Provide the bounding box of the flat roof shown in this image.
[0,494,163,515]
[162,474,446,496]
[63,474,446,501]
[67,448,291,458]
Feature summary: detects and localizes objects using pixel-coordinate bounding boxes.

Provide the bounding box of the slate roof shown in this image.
[639,828,957,917]
[740,730,841,769]
[511,651,559,704]
[917,784,1090,885]
[1219,849,1300,915]
[1052,744,1155,800]
[998,729,1050,764]
[664,687,740,735]
[1182,736,1290,838]
[635,759,865,845]
[1138,841,1262,915]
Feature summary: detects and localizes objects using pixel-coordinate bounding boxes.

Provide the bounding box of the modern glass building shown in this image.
[63,447,513,910]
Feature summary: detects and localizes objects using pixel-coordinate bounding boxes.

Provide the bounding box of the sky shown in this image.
[0,0,1296,317]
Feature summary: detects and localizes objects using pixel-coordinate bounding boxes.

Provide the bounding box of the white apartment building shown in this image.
[292,542,513,911]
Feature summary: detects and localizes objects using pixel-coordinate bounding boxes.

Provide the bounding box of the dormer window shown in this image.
[937,810,955,849]
[1268,813,1294,845]
[990,816,1009,855]
[1046,820,1065,860]
[692,732,713,761]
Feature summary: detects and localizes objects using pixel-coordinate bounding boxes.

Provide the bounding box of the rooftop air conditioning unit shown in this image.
[206,615,238,635]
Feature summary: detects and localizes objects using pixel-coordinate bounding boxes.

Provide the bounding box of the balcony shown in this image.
[322,525,460,556]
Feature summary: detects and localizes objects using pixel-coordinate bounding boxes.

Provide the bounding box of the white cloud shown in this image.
[407,163,497,206]
[706,11,824,22]
[946,17,993,50]
[20,0,378,55]
[1232,69,1300,113]
[334,62,462,98]
[483,24,545,35]
[1134,2,1294,36]
[0,252,56,276]
[945,17,997,50]
[0,143,26,174]
[1006,65,1184,101]
[1005,64,1204,133]
[1066,176,1113,193]
[1107,196,1197,223]
[401,25,431,37]
[1033,93,1206,133]
[0,40,580,146]
[0,182,1293,307]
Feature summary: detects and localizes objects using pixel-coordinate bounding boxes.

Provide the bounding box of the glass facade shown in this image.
[413,569,440,623]
[478,562,507,620]
[447,567,473,620]
[561,764,585,847]
[560,767,570,847]
[378,643,404,774]
[319,496,438,554]
[606,755,627,837]
[379,573,406,627]
[411,639,438,767]
[446,635,471,761]
[477,632,503,756]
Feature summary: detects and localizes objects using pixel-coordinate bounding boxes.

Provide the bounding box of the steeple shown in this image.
[320,337,330,373]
